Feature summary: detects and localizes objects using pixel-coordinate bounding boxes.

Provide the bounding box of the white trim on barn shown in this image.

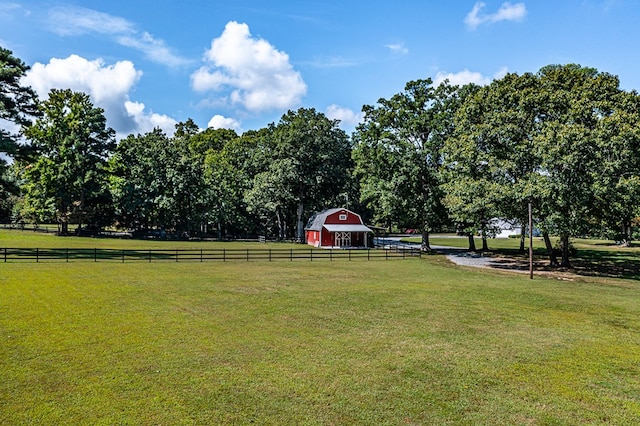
[323,224,374,233]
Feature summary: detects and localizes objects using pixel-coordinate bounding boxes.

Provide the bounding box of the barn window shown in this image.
[339,214,347,221]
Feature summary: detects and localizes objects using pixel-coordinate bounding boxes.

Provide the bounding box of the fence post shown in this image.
[246,249,249,262]
[201,249,203,262]
[310,249,313,262]
[385,249,388,260]
[290,249,293,261]
[36,248,38,263]
[330,249,332,261]
[349,249,351,261]
[4,247,6,263]
[149,250,152,263]
[94,248,97,262]
[367,249,370,261]
[66,247,69,263]
[223,249,226,262]
[122,249,125,263]
[269,249,272,262]
[176,249,178,263]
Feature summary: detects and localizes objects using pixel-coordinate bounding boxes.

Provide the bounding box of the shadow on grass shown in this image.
[472,247,640,281]
[569,248,640,280]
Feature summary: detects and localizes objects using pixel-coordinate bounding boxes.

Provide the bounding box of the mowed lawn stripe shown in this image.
[1,256,639,424]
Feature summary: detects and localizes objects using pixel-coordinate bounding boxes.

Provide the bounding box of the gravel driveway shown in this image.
[431,246,504,268]
[434,245,533,274]
[378,237,530,273]
[432,246,498,268]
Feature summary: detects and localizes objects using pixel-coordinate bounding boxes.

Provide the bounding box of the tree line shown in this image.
[2,47,640,267]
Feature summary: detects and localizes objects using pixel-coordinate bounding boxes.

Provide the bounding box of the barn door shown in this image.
[335,232,351,247]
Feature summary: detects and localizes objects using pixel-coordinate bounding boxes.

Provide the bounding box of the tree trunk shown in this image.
[296,202,305,243]
[421,228,431,252]
[519,229,526,253]
[621,220,632,247]
[59,204,69,235]
[276,209,284,240]
[468,234,476,251]
[542,231,559,267]
[481,230,488,251]
[559,234,571,268]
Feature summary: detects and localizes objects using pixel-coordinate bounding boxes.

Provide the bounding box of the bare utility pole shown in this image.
[529,202,533,279]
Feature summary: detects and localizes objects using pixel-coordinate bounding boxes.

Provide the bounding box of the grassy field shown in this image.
[1,230,640,424]
[0,228,296,250]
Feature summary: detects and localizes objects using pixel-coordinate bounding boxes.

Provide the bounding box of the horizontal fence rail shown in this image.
[1,247,421,263]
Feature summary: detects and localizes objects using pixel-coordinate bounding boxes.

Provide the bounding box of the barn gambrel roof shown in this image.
[305,208,344,231]
[305,208,373,233]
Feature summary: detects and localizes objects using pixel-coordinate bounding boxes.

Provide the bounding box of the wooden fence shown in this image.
[1,247,421,263]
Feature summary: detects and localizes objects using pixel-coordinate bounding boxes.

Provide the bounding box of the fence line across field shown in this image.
[1,247,421,263]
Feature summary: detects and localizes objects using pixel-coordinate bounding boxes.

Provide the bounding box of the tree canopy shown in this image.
[353,79,463,251]
[4,43,640,269]
[0,47,39,155]
[445,65,636,266]
[22,89,115,234]
[1,47,39,208]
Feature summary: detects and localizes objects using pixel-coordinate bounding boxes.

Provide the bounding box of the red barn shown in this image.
[305,208,373,248]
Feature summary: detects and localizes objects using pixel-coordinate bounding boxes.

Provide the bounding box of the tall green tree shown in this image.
[195,127,246,238]
[442,82,502,251]
[111,123,209,236]
[353,79,460,251]
[445,75,547,253]
[247,108,351,241]
[23,89,115,234]
[111,124,244,237]
[449,66,635,267]
[168,122,211,236]
[241,126,291,238]
[535,65,622,266]
[245,158,296,239]
[1,47,39,198]
[109,128,168,230]
[591,90,640,245]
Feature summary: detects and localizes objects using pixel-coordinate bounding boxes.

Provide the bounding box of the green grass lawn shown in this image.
[0,229,299,250]
[1,230,640,424]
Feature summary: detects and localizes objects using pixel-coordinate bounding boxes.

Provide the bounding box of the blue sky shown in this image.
[1,1,638,138]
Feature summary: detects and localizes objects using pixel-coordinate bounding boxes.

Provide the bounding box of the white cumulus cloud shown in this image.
[325,105,363,127]
[125,101,178,136]
[207,115,242,131]
[23,54,177,138]
[465,2,527,30]
[191,21,307,113]
[434,67,508,87]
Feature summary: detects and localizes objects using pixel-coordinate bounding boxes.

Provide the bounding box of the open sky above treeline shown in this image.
[2,0,639,138]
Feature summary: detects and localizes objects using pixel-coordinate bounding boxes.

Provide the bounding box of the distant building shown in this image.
[305,208,373,248]
[490,218,540,238]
